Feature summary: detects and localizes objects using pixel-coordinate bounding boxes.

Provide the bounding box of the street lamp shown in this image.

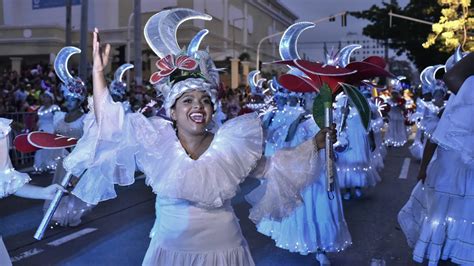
[232,17,246,58]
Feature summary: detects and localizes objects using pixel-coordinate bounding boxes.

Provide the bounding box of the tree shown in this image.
[423,0,473,52]
[351,0,450,70]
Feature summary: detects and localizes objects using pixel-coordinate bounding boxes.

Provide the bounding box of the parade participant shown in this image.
[248,22,351,266]
[44,47,92,227]
[261,80,291,156]
[63,9,335,266]
[335,93,381,200]
[370,98,386,170]
[409,65,444,160]
[398,48,474,265]
[33,90,64,172]
[383,80,408,147]
[109,63,134,113]
[0,117,66,266]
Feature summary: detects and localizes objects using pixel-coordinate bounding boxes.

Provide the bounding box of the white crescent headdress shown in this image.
[144,8,219,116]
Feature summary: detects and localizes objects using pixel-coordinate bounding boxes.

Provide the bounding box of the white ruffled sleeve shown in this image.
[0,119,30,198]
[136,113,263,208]
[247,139,323,224]
[432,77,474,164]
[64,93,144,204]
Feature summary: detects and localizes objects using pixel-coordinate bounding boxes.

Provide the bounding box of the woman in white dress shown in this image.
[398,50,474,265]
[64,9,335,266]
[44,47,92,227]
[0,118,65,266]
[384,86,408,147]
[247,23,351,266]
[335,94,381,200]
[33,91,64,172]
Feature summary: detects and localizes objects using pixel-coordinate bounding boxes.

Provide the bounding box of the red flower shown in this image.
[149,54,198,84]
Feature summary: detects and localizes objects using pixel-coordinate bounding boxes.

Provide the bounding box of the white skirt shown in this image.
[398,148,474,265]
[256,174,352,254]
[143,199,254,266]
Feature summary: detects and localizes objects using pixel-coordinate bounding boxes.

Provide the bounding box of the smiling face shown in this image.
[170,90,213,136]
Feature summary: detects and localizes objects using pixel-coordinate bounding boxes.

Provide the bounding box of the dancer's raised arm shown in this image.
[92,27,111,119]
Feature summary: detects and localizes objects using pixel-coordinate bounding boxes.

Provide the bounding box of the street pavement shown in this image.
[1,143,447,265]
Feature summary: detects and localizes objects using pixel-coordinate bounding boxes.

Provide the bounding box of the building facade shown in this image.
[0,0,297,85]
[341,32,389,62]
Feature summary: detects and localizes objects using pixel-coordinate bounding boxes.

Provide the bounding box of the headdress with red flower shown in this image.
[144,8,219,116]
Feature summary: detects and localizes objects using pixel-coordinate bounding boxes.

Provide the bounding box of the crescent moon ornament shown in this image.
[279,22,315,60]
[420,66,434,87]
[248,70,266,95]
[248,70,259,95]
[445,45,467,71]
[54,46,81,84]
[144,8,212,58]
[431,64,445,82]
[114,63,134,83]
[187,29,209,56]
[336,44,362,67]
[454,45,463,62]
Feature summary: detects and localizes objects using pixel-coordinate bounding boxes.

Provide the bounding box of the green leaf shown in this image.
[341,83,371,131]
[312,83,332,129]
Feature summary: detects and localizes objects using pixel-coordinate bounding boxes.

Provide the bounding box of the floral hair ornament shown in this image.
[149,54,199,85]
[54,46,86,102]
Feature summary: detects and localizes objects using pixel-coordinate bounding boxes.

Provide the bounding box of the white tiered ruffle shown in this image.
[0,118,30,198]
[398,148,474,265]
[143,243,254,266]
[247,139,321,224]
[66,93,263,208]
[139,112,262,208]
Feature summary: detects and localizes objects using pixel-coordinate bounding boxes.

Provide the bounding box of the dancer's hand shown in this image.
[92,28,111,73]
[314,124,337,151]
[40,184,68,200]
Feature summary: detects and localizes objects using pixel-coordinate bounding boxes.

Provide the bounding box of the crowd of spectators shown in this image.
[0,63,254,124]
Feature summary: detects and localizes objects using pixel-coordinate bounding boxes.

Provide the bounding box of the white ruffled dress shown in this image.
[45,112,93,227]
[336,107,381,189]
[34,105,66,171]
[384,100,408,147]
[248,117,352,254]
[0,118,31,266]
[64,94,265,265]
[398,77,474,265]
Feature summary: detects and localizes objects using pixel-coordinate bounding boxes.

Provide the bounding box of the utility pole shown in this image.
[133,0,142,86]
[65,0,72,46]
[79,0,88,81]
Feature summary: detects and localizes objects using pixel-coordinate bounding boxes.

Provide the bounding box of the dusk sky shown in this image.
[279,0,410,61]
